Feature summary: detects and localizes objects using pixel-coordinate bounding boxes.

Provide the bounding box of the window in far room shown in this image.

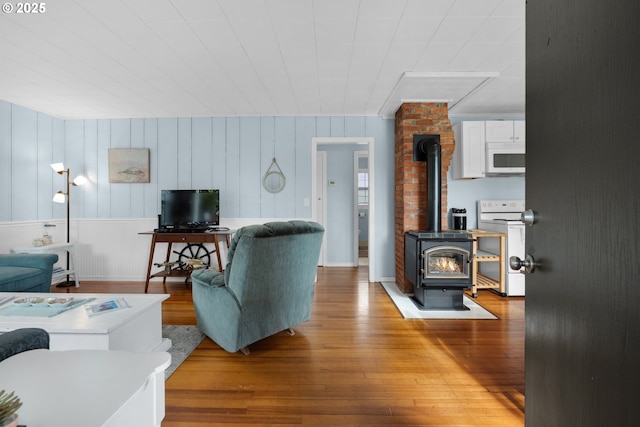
[358,172,369,206]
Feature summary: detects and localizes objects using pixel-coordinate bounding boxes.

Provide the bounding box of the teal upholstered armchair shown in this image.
[0,254,58,292]
[190,221,324,354]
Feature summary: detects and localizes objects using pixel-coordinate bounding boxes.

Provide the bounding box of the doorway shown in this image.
[354,151,369,266]
[315,150,327,266]
[312,137,375,282]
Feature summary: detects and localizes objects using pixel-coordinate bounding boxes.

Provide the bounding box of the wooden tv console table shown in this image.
[140,230,233,293]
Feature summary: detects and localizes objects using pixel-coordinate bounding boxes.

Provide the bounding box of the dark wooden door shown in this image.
[526,1,640,425]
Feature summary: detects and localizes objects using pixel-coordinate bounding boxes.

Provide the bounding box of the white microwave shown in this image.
[486,142,526,175]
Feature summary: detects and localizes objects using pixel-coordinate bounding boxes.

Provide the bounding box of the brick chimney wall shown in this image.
[394,102,455,293]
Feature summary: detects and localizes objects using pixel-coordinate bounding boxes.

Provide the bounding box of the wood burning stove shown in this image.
[405,231,473,310]
[404,134,474,310]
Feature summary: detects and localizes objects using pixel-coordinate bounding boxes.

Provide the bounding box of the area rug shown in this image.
[380,282,497,320]
[162,325,206,379]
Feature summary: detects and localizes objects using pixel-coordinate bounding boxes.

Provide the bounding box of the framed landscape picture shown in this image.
[108,148,150,183]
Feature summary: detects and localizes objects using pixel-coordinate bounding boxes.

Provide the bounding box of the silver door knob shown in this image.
[509,254,539,274]
[521,209,536,226]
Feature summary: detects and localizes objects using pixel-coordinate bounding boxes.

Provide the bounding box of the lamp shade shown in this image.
[51,162,65,173]
[52,192,66,203]
[73,175,87,186]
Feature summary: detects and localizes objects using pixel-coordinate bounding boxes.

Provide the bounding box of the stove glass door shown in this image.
[422,246,470,280]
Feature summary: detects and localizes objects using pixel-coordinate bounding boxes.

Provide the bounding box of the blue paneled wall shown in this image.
[0,100,391,224]
[0,103,65,221]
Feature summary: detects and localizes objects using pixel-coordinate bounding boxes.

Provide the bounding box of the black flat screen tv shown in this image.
[160,189,220,229]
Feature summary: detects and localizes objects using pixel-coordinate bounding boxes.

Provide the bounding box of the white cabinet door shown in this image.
[453,121,485,179]
[486,120,526,142]
[514,120,526,142]
[486,120,515,142]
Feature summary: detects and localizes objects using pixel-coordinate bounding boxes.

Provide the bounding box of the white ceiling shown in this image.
[0,0,525,119]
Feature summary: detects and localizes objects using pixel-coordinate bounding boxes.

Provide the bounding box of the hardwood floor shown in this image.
[56,267,524,426]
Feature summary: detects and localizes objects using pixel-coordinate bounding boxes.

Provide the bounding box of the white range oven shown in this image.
[477,199,526,296]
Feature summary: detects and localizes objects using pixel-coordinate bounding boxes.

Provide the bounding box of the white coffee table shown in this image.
[0,293,171,352]
[0,349,171,427]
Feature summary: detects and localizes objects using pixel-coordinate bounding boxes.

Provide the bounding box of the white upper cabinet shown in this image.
[514,121,525,142]
[485,120,525,142]
[453,121,486,179]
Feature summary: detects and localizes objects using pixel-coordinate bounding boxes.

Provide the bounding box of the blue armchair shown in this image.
[191,221,324,354]
[0,253,59,292]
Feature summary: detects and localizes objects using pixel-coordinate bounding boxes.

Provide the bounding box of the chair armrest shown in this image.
[0,254,59,269]
[191,269,225,287]
[0,328,50,362]
[191,268,241,308]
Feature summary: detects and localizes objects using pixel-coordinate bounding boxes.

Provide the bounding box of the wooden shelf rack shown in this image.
[467,230,506,297]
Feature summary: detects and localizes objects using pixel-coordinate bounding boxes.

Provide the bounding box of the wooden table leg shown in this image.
[213,235,223,271]
[144,235,158,293]
[472,238,479,297]
[499,234,506,296]
[162,243,173,290]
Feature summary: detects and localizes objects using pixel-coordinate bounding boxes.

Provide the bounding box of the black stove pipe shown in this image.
[414,135,441,232]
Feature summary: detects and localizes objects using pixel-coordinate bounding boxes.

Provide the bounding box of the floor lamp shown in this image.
[51,162,87,287]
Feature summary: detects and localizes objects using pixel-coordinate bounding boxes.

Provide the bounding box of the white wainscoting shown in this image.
[0,218,301,281]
